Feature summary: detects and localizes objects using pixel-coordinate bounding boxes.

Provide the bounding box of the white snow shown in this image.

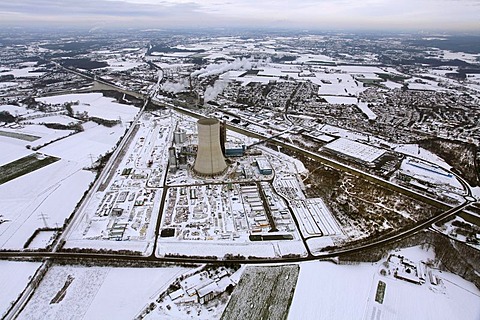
[18,265,189,320]
[39,122,124,167]
[289,261,374,319]
[0,124,75,149]
[0,105,31,116]
[383,80,403,89]
[357,102,377,120]
[321,96,377,120]
[289,246,480,320]
[399,157,463,190]
[321,96,357,104]
[103,59,143,72]
[323,138,386,163]
[0,82,18,88]
[394,144,451,170]
[157,240,307,259]
[2,67,44,78]
[0,261,41,318]
[316,73,365,96]
[25,115,80,126]
[472,187,480,200]
[36,93,139,122]
[0,138,33,165]
[0,160,95,249]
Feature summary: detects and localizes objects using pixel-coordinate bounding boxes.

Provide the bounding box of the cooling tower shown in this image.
[194,118,227,175]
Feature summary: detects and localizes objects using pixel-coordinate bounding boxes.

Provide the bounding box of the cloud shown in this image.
[0,0,479,31]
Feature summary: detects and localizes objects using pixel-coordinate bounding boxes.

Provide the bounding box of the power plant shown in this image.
[194,118,227,175]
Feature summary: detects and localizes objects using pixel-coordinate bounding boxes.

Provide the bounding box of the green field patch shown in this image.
[0,130,41,141]
[375,280,386,304]
[458,211,480,227]
[0,153,60,185]
[121,168,132,176]
[221,265,299,320]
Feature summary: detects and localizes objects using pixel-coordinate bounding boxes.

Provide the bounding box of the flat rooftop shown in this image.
[324,138,385,163]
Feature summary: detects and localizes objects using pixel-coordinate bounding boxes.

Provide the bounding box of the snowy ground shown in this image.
[39,121,126,167]
[288,246,480,320]
[0,261,41,318]
[18,265,190,320]
[25,115,80,126]
[1,66,45,78]
[0,104,31,116]
[0,138,33,165]
[398,157,464,192]
[0,124,75,150]
[0,159,95,249]
[36,93,139,122]
[323,138,386,163]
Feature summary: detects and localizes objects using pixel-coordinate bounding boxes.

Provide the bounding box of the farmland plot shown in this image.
[0,153,59,185]
[221,265,299,320]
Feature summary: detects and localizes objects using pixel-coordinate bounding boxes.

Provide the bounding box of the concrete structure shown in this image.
[168,147,177,167]
[174,130,187,144]
[194,118,227,175]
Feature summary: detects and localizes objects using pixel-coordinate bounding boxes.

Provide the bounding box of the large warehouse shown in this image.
[323,138,386,165]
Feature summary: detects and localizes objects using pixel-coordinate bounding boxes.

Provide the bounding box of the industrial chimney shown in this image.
[194,118,227,175]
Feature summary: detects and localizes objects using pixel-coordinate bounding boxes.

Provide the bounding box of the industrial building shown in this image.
[323,138,386,166]
[225,144,246,157]
[194,118,227,175]
[256,158,273,175]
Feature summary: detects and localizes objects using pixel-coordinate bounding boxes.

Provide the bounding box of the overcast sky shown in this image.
[0,0,479,31]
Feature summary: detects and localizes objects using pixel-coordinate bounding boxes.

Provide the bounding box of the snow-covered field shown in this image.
[289,261,373,319]
[103,59,143,72]
[39,121,125,167]
[26,115,80,126]
[37,93,139,122]
[316,73,365,96]
[399,157,463,190]
[0,124,74,149]
[320,96,377,120]
[0,138,33,165]
[0,261,41,318]
[0,159,95,249]
[0,104,31,116]
[18,265,190,320]
[289,246,480,320]
[1,66,45,78]
[0,96,141,250]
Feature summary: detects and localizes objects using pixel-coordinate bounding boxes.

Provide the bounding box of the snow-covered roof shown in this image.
[323,138,385,163]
